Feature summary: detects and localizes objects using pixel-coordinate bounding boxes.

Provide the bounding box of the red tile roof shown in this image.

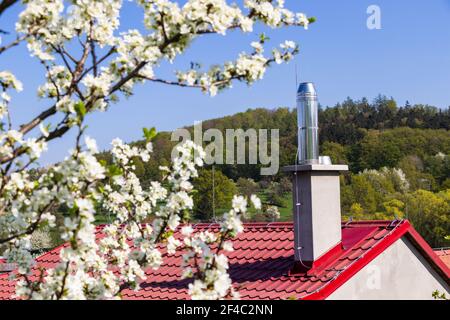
[1,219,449,300]
[435,249,450,269]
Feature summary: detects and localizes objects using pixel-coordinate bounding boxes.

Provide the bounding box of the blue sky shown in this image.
[1,0,450,164]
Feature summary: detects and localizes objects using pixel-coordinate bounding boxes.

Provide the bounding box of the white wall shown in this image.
[327,237,450,300]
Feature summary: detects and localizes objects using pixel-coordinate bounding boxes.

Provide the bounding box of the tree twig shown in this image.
[0,0,18,17]
[0,34,27,55]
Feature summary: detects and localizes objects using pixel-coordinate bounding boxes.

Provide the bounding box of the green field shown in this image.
[278,194,293,221]
[257,192,293,221]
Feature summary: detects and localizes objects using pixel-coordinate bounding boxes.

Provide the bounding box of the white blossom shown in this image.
[232,195,247,213]
[85,136,99,154]
[1,0,311,300]
[167,236,181,255]
[39,123,49,138]
[250,194,262,210]
[0,71,23,91]
[265,206,280,221]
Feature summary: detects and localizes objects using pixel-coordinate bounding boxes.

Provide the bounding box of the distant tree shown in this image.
[340,181,356,214]
[442,178,450,190]
[265,181,287,207]
[245,204,280,223]
[193,169,238,221]
[405,189,450,248]
[424,153,450,190]
[321,141,348,164]
[358,130,402,169]
[264,205,281,221]
[350,175,377,214]
[363,167,410,196]
[278,177,292,195]
[398,155,435,191]
[373,95,397,128]
[131,156,146,178]
[382,199,405,219]
[236,178,259,198]
[349,203,365,220]
[258,179,271,190]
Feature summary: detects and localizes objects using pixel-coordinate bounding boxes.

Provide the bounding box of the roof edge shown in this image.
[304,220,450,300]
[404,226,450,283]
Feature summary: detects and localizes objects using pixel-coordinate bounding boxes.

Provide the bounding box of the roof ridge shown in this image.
[341,220,396,228]
[189,222,295,230]
[95,220,402,230]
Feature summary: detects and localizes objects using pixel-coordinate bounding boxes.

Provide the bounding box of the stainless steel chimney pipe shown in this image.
[297,82,319,164]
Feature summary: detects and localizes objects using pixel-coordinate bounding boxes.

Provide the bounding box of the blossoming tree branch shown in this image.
[0,0,312,299]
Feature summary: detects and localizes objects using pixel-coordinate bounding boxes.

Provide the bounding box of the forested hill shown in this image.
[94,96,450,247]
[119,95,449,181]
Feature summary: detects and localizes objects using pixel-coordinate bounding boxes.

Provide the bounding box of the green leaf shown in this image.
[142,127,157,142]
[161,230,174,241]
[107,164,123,177]
[68,203,79,217]
[74,101,86,119]
[259,33,270,43]
[97,185,105,194]
[181,209,191,222]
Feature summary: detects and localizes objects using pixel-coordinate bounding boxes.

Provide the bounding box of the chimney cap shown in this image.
[282,164,348,173]
[297,82,317,96]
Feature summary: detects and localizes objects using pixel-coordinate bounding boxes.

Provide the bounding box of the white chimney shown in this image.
[283,82,348,271]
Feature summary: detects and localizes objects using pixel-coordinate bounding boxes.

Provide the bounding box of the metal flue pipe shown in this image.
[297,82,319,164]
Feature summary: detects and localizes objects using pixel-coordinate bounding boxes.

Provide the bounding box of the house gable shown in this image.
[327,237,450,300]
